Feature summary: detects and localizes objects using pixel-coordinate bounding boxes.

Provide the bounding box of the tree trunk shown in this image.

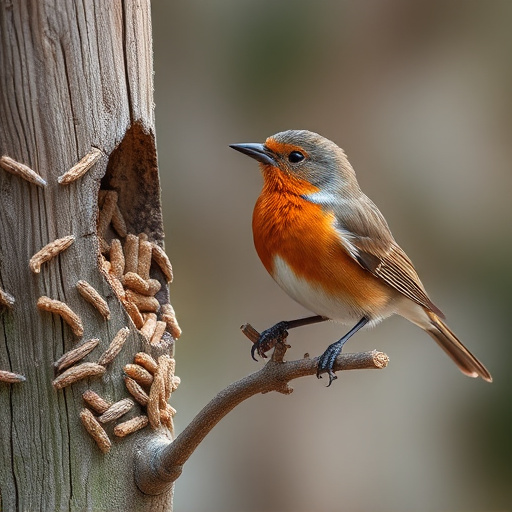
[0,1,175,510]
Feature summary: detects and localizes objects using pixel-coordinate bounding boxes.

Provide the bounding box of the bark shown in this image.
[0,1,175,510]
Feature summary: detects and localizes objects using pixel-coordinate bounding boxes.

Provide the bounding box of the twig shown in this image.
[135,324,388,495]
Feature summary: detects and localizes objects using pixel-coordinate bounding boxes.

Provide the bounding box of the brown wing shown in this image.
[331,193,445,318]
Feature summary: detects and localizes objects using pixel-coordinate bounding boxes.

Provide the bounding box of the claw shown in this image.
[250,321,289,361]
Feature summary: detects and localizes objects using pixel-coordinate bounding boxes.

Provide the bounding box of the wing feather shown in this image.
[307,190,445,318]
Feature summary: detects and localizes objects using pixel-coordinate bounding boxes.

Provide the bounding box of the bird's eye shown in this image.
[288,151,305,163]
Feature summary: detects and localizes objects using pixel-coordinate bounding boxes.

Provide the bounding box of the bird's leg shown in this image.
[317,317,369,386]
[252,315,328,361]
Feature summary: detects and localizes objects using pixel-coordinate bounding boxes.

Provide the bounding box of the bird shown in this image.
[230,129,492,386]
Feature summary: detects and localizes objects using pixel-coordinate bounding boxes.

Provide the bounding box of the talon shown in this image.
[251,343,259,362]
[250,321,289,361]
[326,371,337,387]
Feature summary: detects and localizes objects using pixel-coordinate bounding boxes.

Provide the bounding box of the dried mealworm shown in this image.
[58,147,103,185]
[0,155,47,187]
[82,390,112,414]
[146,279,162,296]
[52,362,105,389]
[54,338,100,372]
[123,299,144,329]
[105,273,126,301]
[134,352,158,374]
[124,376,149,406]
[109,239,125,278]
[76,280,110,319]
[30,235,75,274]
[80,408,111,453]
[123,272,161,296]
[111,203,127,238]
[123,234,139,274]
[98,398,134,423]
[160,303,182,340]
[99,237,110,254]
[171,375,181,393]
[158,355,173,401]
[0,370,26,383]
[125,289,159,313]
[114,415,149,438]
[97,190,118,237]
[137,239,152,280]
[97,326,130,366]
[37,296,84,337]
[150,243,173,282]
[140,313,157,341]
[147,371,164,429]
[98,190,108,208]
[0,287,15,309]
[150,321,167,346]
[124,364,153,387]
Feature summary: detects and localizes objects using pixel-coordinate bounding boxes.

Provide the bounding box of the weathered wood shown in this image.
[0,1,174,510]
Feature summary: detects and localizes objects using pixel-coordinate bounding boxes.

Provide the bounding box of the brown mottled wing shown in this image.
[332,194,445,318]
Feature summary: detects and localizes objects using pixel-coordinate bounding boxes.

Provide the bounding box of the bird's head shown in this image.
[230,129,359,196]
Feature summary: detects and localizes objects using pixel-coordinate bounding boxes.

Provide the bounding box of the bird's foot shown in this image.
[316,341,343,387]
[251,321,289,361]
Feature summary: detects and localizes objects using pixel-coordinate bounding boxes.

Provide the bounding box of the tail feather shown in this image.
[425,311,492,383]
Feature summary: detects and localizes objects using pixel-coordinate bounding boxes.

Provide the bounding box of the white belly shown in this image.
[271,255,384,325]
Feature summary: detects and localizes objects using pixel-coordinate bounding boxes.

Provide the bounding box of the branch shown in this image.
[134,325,389,495]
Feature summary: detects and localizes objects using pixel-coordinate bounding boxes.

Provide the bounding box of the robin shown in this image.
[230,130,492,385]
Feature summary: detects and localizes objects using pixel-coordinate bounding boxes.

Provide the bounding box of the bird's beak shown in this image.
[229,143,277,166]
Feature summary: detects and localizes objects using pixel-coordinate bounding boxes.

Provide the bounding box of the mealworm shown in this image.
[114,415,149,438]
[76,280,110,319]
[125,289,159,313]
[158,355,173,401]
[0,370,26,383]
[111,204,127,238]
[104,272,126,301]
[82,390,112,414]
[98,398,134,423]
[98,190,108,208]
[97,190,118,237]
[137,239,152,281]
[123,234,139,274]
[150,321,167,346]
[58,147,103,185]
[160,303,182,340]
[52,362,105,389]
[171,375,181,393]
[0,288,15,309]
[109,239,125,278]
[124,364,153,387]
[123,299,144,329]
[0,155,47,187]
[160,404,176,435]
[54,338,100,372]
[140,313,157,341]
[80,408,111,454]
[98,237,110,254]
[147,370,164,429]
[123,272,161,296]
[124,376,149,406]
[37,296,84,337]
[30,235,75,274]
[134,352,158,374]
[97,327,130,366]
[150,243,173,282]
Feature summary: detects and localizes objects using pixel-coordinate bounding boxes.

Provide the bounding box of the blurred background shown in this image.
[151,1,512,510]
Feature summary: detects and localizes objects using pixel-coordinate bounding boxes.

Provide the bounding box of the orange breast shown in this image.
[252,167,391,313]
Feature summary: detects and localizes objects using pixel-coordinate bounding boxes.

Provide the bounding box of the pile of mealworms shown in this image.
[0,150,181,453]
